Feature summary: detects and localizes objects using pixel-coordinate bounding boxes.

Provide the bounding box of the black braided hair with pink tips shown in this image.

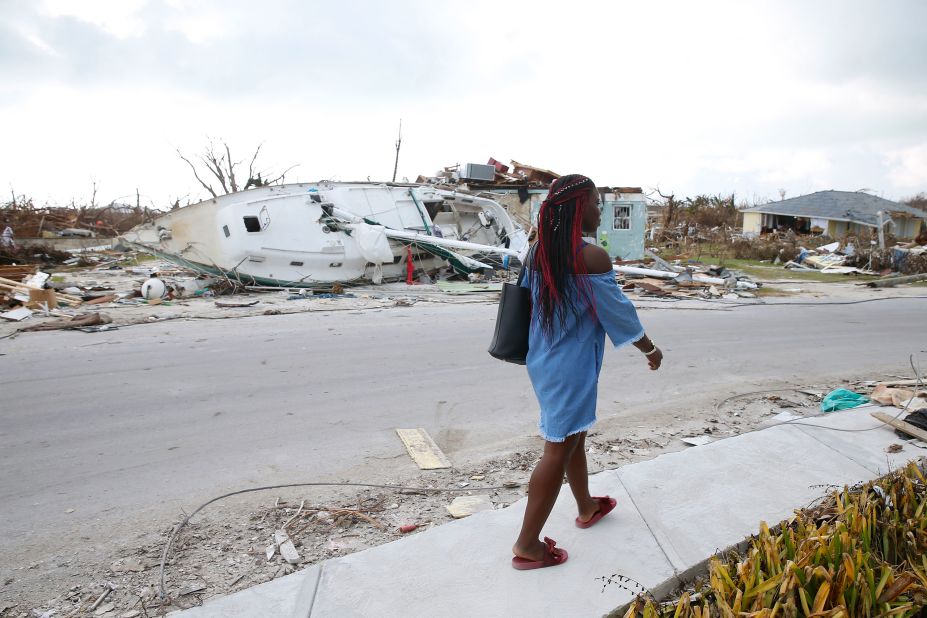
[530,174,597,335]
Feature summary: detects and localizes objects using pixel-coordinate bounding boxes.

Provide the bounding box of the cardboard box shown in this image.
[27,288,58,309]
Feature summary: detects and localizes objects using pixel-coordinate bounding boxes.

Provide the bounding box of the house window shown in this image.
[243,216,261,232]
[613,206,631,230]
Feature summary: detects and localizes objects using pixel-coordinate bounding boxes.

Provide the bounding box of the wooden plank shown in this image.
[0,266,34,281]
[395,428,451,470]
[876,379,924,387]
[0,276,37,288]
[871,411,927,443]
[0,277,83,305]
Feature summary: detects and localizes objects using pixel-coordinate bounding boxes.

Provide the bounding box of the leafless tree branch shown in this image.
[243,143,264,190]
[176,149,218,198]
[177,140,297,200]
[224,141,239,193]
[199,141,230,194]
[264,164,300,186]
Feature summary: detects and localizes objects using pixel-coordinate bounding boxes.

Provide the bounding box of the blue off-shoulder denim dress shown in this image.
[520,270,645,442]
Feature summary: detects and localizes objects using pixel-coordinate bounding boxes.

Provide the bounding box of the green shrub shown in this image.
[619,462,927,617]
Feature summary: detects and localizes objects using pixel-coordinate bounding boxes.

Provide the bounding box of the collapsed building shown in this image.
[419,159,649,261]
[740,190,926,242]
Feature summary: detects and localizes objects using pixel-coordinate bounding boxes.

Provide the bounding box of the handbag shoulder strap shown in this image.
[516,243,537,287]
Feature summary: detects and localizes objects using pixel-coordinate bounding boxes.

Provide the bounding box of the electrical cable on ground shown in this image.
[158,480,524,600]
[159,358,924,600]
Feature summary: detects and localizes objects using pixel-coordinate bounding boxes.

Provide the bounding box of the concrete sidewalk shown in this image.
[177,405,924,617]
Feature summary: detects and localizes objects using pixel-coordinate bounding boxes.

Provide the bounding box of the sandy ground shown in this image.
[2,261,926,617]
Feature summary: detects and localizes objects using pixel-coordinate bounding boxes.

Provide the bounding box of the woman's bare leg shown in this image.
[512,433,582,561]
[565,432,601,522]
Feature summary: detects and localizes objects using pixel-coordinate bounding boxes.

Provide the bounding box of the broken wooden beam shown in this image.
[395,428,451,470]
[870,411,927,442]
[866,273,927,288]
[0,276,83,306]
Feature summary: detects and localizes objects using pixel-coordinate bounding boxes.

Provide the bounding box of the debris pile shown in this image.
[613,250,760,301]
[1,196,157,239]
[416,159,559,189]
[781,240,872,274]
[849,242,927,275]
[0,251,511,337]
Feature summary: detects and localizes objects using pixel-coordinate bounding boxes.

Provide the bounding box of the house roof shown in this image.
[740,190,926,227]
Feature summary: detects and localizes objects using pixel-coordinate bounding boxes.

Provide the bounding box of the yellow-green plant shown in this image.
[620,462,927,617]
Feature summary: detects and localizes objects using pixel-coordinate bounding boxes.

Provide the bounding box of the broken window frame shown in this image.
[613,205,631,231]
[243,216,261,233]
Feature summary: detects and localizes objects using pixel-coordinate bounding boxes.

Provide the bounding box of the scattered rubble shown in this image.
[0,250,509,339]
[614,255,760,301]
[4,208,926,341]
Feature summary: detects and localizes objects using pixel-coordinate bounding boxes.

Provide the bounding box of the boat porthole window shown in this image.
[290,261,304,266]
[222,225,230,238]
[243,216,261,232]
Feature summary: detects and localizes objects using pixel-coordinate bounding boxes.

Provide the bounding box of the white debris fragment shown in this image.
[273,530,300,565]
[680,436,714,447]
[446,495,493,519]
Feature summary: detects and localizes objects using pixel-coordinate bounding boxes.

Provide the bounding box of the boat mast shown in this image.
[391,119,402,183]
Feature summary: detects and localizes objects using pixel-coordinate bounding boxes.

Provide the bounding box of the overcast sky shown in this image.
[2,0,925,208]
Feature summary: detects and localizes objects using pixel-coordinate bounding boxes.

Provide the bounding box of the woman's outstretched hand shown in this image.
[646,347,663,371]
[633,335,662,371]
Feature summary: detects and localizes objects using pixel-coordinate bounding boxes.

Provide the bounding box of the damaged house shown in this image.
[740,190,926,240]
[443,160,648,261]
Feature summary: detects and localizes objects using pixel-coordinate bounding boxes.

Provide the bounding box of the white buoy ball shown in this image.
[141,276,167,299]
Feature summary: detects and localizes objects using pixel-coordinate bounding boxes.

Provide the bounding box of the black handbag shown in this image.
[487,249,532,364]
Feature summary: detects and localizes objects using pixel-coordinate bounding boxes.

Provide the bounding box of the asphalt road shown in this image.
[1,297,925,569]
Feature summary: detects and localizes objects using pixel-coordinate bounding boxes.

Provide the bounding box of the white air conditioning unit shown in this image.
[461,163,496,182]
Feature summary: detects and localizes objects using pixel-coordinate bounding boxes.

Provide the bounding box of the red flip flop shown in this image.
[575,496,617,529]
[511,537,569,570]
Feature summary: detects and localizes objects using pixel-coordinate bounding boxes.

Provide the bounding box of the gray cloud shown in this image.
[0,1,475,101]
[773,0,927,92]
[1,1,924,202]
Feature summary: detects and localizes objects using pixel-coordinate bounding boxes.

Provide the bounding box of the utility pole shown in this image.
[391,119,402,183]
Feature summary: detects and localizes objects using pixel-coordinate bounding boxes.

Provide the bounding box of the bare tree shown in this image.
[177,139,298,198]
[657,189,678,229]
[903,192,927,213]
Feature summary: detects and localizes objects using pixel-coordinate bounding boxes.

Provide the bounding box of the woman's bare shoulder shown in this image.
[581,244,613,274]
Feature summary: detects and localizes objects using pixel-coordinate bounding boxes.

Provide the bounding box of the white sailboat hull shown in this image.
[122,182,527,287]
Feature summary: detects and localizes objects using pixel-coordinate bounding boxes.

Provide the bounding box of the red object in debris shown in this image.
[406,246,414,285]
[487,157,509,174]
[399,524,418,533]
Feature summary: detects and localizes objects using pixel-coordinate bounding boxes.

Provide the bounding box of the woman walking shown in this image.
[512,174,662,570]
